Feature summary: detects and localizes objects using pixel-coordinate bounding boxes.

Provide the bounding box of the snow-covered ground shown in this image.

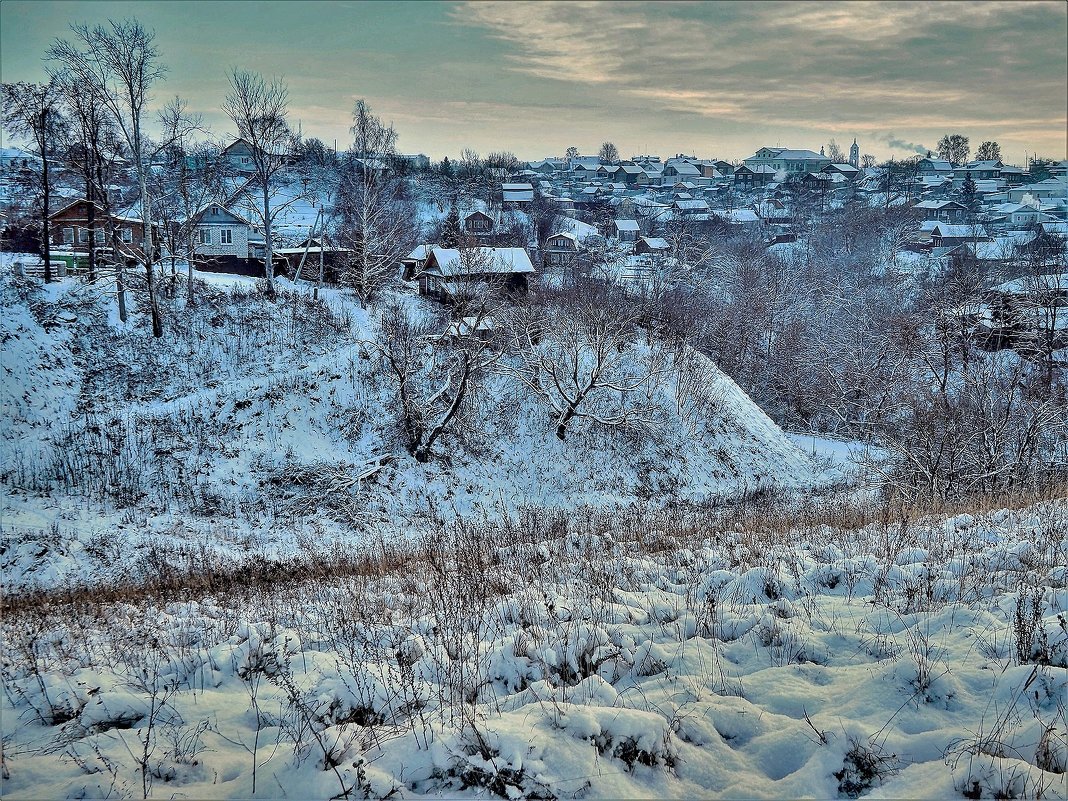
[1,271,827,592]
[3,272,1066,800]
[3,501,1065,799]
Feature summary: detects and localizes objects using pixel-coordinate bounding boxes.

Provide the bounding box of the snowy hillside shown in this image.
[1,272,823,592]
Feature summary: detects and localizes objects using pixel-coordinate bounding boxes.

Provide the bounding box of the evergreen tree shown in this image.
[441,204,462,248]
[440,155,453,177]
[960,175,979,216]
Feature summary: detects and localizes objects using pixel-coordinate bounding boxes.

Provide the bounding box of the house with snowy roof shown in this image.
[542,231,579,271]
[743,147,830,174]
[930,223,989,248]
[188,203,255,263]
[417,246,535,299]
[401,243,438,281]
[613,219,640,242]
[733,164,777,189]
[48,198,158,264]
[463,209,497,241]
[502,183,534,207]
[634,237,670,258]
[913,199,969,224]
[916,157,954,176]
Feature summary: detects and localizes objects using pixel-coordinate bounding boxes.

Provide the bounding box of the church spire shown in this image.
[849,137,860,169]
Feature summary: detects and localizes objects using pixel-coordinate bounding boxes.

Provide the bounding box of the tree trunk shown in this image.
[134,130,163,337]
[263,183,275,292]
[555,404,578,441]
[40,121,52,284]
[186,231,196,305]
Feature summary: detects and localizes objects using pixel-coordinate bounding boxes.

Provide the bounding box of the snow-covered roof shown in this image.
[638,237,669,250]
[932,223,987,238]
[423,247,535,277]
[992,273,1068,295]
[614,219,640,231]
[714,209,761,223]
[405,244,437,261]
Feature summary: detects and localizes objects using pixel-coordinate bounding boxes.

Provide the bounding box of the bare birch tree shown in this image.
[49,18,167,335]
[333,99,413,307]
[222,69,293,294]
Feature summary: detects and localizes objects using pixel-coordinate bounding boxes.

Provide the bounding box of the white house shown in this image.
[189,204,254,259]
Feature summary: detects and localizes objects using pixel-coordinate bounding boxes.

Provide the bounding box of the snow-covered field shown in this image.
[3,501,1066,799]
[2,272,1066,799]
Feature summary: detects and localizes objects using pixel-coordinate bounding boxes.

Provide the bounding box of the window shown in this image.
[62,227,74,244]
[95,229,105,244]
[122,228,133,243]
[199,228,212,245]
[78,228,89,244]
[220,228,232,245]
[241,157,250,165]
[211,206,220,216]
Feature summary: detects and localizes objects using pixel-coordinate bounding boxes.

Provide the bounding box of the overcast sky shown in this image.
[2,0,1065,164]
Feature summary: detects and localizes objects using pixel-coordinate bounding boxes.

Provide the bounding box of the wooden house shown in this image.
[417,246,535,299]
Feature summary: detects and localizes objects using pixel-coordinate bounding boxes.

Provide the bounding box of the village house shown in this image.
[732,164,776,189]
[930,222,989,249]
[915,157,955,177]
[417,246,535,299]
[959,160,1004,181]
[220,139,260,174]
[48,199,155,264]
[400,243,437,281]
[502,182,534,208]
[542,231,579,270]
[188,204,253,263]
[913,199,970,224]
[743,147,831,174]
[613,219,640,242]
[822,163,861,181]
[634,236,670,258]
[463,210,496,241]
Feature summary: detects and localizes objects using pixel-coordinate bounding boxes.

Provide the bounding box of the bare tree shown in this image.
[334,99,413,307]
[502,289,669,440]
[825,139,846,163]
[1,79,67,283]
[48,21,165,331]
[936,133,970,166]
[974,140,1002,162]
[52,68,108,284]
[222,69,293,293]
[565,146,580,161]
[598,141,619,165]
[153,99,219,304]
[374,301,501,462]
[49,18,167,335]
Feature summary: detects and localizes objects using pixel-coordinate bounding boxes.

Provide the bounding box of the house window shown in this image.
[199,228,212,245]
[211,206,220,215]
[241,157,250,165]
[95,229,105,244]
[78,228,89,244]
[62,227,74,244]
[122,228,133,243]
[220,228,232,245]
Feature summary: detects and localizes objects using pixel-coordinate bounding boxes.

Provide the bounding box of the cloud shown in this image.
[457,0,1067,155]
